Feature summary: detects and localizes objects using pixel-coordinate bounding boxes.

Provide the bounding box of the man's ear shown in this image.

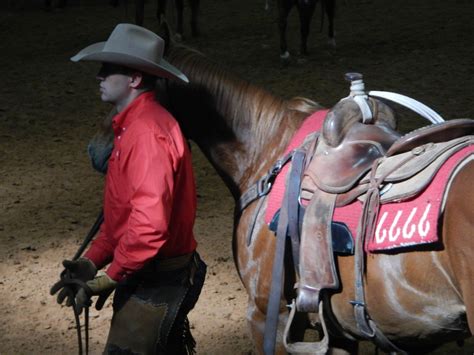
[129,72,143,89]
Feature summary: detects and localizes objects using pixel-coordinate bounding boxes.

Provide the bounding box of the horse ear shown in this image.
[157,17,173,55]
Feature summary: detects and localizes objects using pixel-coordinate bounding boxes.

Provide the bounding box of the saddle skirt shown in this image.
[333,142,474,251]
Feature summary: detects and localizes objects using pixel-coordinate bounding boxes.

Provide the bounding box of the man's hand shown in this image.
[50,258,97,306]
[76,273,118,313]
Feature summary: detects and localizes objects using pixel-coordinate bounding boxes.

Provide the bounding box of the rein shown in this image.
[65,210,104,355]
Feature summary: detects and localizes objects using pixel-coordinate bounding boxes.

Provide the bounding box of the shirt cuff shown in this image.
[106,261,128,282]
[84,247,112,271]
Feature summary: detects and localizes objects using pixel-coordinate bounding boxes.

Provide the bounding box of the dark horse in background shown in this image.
[126,0,200,39]
[275,0,336,60]
[94,42,474,353]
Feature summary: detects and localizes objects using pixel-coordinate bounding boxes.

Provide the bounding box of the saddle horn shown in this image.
[324,72,446,148]
[323,93,397,148]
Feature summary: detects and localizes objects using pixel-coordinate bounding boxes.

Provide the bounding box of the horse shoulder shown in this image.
[443,159,474,332]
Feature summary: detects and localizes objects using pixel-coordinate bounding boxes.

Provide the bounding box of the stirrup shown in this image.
[283,300,329,354]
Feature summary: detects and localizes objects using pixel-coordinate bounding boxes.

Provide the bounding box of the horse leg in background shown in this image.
[157,0,166,23]
[324,0,336,47]
[171,0,183,40]
[189,0,200,37]
[296,0,316,56]
[277,0,294,60]
[44,0,67,10]
[444,160,474,333]
[135,0,145,25]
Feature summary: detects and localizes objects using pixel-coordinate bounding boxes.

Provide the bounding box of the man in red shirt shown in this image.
[51,23,206,354]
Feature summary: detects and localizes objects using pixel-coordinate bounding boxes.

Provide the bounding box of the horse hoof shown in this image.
[297,57,308,65]
[280,51,290,60]
[280,51,291,66]
[174,33,183,42]
[328,38,337,48]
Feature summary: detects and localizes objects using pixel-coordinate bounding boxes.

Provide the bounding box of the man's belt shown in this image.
[146,253,194,272]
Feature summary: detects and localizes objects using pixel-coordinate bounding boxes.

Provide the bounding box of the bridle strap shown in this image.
[61,274,93,355]
[73,211,104,260]
[238,151,294,212]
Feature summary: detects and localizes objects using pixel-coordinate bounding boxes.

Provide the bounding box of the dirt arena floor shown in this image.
[1,0,473,353]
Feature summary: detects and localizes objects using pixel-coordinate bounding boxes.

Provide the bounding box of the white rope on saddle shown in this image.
[343,73,445,125]
[369,91,445,124]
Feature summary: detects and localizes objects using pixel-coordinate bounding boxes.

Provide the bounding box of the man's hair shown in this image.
[139,73,158,91]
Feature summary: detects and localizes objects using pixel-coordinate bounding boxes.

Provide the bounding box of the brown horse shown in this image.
[157,45,474,353]
[96,44,474,353]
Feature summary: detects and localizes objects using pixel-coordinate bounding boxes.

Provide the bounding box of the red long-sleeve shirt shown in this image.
[84,92,197,281]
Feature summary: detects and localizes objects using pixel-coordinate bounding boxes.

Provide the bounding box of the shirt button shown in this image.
[118,136,121,140]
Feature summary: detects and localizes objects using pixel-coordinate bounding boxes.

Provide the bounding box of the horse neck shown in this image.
[164,47,317,200]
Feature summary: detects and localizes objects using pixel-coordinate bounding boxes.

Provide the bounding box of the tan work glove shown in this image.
[75,273,118,314]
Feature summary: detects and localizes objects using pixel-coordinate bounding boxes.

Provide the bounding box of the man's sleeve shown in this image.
[83,222,115,270]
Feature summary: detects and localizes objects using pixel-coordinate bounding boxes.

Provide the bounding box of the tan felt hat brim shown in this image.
[71,42,188,83]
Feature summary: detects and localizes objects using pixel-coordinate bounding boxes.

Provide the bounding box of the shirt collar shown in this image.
[112,91,155,135]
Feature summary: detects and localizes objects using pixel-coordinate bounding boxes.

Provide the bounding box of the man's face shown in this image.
[96,63,133,105]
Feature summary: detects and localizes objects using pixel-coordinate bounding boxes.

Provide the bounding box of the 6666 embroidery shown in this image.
[374,203,432,244]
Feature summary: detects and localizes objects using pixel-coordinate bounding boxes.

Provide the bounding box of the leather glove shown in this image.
[75,273,118,314]
[50,258,97,306]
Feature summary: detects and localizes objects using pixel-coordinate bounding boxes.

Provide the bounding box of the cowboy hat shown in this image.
[71,23,188,83]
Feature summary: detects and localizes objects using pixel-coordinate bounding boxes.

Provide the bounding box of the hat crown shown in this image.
[104,24,164,63]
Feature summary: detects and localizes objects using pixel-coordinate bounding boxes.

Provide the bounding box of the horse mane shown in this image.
[165,45,323,160]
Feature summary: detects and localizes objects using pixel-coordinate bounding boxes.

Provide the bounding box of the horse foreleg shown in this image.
[296,0,316,55]
[135,0,145,25]
[277,0,293,60]
[324,0,336,47]
[156,0,166,23]
[246,299,288,354]
[189,0,200,37]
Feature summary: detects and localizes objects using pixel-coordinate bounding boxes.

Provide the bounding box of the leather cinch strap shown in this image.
[351,159,408,354]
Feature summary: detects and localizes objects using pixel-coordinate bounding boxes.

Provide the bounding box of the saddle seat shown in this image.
[303,121,401,195]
